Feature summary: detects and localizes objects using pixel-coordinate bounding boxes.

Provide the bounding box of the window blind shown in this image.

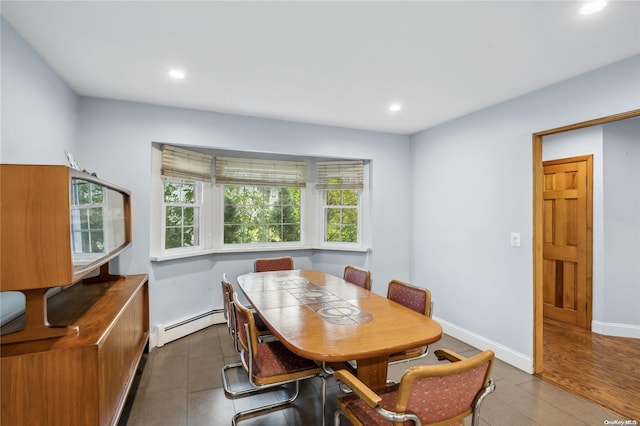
[215,157,306,187]
[161,145,213,182]
[316,160,364,190]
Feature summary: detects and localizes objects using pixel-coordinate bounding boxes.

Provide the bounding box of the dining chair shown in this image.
[220,275,270,352]
[254,256,294,272]
[223,292,327,425]
[333,349,496,426]
[343,265,371,291]
[386,279,434,364]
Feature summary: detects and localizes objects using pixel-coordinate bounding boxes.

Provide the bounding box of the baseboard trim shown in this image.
[434,316,534,374]
[149,310,226,349]
[592,320,640,338]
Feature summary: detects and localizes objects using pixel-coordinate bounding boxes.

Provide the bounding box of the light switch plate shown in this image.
[511,232,521,247]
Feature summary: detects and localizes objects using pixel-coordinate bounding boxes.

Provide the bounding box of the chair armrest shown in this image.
[333,369,382,408]
[434,348,467,363]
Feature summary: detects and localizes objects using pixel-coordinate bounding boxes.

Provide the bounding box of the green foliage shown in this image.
[163,179,199,249]
[223,185,301,244]
[325,189,358,243]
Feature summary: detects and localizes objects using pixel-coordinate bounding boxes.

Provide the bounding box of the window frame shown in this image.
[161,178,205,252]
[150,144,370,262]
[319,187,363,248]
[220,184,304,247]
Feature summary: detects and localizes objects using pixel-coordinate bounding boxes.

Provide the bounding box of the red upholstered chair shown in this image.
[254,256,294,272]
[386,280,433,364]
[334,349,496,426]
[220,275,270,354]
[223,292,326,425]
[343,265,371,291]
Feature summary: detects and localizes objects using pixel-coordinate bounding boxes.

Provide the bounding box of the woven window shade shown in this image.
[215,157,306,187]
[161,145,213,182]
[317,160,364,190]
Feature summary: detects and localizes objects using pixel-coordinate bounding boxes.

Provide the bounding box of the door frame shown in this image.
[532,108,640,374]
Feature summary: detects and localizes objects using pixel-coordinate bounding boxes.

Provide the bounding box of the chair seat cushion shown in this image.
[243,340,320,385]
[338,374,476,425]
[339,384,403,425]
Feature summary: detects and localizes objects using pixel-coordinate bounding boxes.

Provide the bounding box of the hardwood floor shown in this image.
[539,319,640,421]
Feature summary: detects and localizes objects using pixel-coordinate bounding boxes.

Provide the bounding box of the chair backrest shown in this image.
[395,350,495,425]
[254,256,294,272]
[387,279,432,317]
[221,274,234,325]
[343,265,371,291]
[232,292,259,359]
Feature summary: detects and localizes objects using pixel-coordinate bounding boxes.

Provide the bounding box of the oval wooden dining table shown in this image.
[237,269,443,389]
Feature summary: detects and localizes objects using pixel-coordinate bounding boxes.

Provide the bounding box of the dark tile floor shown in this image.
[124,324,626,426]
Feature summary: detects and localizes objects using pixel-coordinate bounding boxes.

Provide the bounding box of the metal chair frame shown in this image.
[334,349,496,426]
[222,293,327,426]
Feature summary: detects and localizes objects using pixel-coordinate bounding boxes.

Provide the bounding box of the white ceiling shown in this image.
[2,1,639,135]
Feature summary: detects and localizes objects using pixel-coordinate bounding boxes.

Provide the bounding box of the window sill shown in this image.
[150,245,370,262]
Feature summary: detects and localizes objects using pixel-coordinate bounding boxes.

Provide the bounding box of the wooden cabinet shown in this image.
[1,164,131,291]
[1,164,132,343]
[0,164,148,425]
[1,275,149,426]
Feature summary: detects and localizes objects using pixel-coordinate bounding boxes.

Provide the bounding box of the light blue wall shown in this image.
[2,13,639,367]
[602,118,640,331]
[0,18,78,323]
[75,97,412,330]
[410,54,640,367]
[0,18,77,164]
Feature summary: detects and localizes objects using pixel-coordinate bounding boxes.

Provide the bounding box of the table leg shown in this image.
[355,355,389,390]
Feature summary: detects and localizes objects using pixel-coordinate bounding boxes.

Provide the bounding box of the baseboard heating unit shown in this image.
[155,309,225,347]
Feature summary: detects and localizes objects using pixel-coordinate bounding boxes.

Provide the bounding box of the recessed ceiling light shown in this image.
[168,69,185,79]
[388,103,402,112]
[579,1,607,15]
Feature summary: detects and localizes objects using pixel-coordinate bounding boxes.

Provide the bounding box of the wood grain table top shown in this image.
[237,270,442,364]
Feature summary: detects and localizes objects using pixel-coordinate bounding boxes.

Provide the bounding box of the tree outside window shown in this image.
[325,188,358,243]
[223,185,301,244]
[164,179,200,249]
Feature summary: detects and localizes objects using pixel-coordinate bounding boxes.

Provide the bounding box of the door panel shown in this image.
[542,156,592,329]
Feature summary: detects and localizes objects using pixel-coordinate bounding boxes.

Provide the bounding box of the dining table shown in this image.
[237,269,443,390]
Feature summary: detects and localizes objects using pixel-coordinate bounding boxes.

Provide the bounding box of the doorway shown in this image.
[532,108,640,373]
[542,155,592,329]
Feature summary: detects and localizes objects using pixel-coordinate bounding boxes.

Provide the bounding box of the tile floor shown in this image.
[123,324,628,426]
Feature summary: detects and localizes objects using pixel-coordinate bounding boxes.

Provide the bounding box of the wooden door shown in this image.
[542,155,592,329]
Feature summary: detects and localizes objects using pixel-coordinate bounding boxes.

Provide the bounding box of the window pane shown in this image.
[341,225,357,242]
[342,208,357,225]
[326,190,341,205]
[164,181,181,203]
[223,184,301,244]
[79,182,92,204]
[224,225,242,244]
[282,224,300,242]
[89,208,103,228]
[91,231,105,252]
[326,225,341,242]
[183,207,195,226]
[166,206,183,226]
[165,227,182,249]
[92,185,104,203]
[163,179,202,250]
[342,190,358,206]
[181,182,196,203]
[327,208,341,225]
